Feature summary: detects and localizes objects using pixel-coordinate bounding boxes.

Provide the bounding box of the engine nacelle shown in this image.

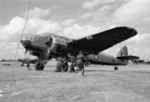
[49,36,68,56]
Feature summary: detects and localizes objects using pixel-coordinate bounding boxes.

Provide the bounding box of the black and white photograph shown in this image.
[0,0,150,102]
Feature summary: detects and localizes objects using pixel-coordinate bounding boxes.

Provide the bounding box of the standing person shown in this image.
[75,50,87,76]
[67,53,75,73]
[84,56,89,67]
[27,63,33,70]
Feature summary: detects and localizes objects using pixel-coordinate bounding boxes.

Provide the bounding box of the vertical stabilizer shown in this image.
[117,46,128,57]
[116,46,128,65]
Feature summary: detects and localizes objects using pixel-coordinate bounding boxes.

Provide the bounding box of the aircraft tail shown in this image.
[117,46,128,57]
[117,46,139,60]
[116,46,128,65]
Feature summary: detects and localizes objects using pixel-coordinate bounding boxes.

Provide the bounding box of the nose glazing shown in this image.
[21,40,31,49]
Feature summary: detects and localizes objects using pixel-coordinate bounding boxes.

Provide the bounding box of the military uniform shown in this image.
[56,57,65,72]
[75,51,86,76]
[68,54,75,73]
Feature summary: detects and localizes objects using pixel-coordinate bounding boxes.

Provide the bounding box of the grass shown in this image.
[0,63,150,102]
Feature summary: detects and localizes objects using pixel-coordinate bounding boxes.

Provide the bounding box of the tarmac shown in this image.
[0,62,150,102]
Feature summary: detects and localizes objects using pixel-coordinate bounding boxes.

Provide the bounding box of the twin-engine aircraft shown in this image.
[21,26,138,71]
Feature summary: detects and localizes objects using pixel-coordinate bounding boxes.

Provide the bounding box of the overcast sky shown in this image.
[0,0,150,59]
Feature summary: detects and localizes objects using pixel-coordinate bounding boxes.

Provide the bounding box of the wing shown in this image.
[68,26,137,54]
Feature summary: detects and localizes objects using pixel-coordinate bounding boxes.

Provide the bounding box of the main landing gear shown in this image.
[35,58,45,71]
[35,62,44,71]
[55,57,68,72]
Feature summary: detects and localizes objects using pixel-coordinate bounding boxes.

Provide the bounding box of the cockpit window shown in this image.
[22,35,38,41]
[37,32,54,37]
[22,33,54,43]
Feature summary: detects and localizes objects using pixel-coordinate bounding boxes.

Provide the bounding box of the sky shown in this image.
[0,0,150,60]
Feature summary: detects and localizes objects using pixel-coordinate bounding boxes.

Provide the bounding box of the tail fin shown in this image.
[117,46,139,60]
[117,46,128,57]
[116,46,128,65]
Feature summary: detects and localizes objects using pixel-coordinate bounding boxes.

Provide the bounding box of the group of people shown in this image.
[58,50,88,76]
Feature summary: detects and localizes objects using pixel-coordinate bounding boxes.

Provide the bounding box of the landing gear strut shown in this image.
[62,62,68,72]
[55,59,68,72]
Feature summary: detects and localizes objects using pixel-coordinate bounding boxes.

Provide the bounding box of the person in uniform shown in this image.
[67,53,75,73]
[84,56,89,67]
[75,50,87,76]
[55,57,65,72]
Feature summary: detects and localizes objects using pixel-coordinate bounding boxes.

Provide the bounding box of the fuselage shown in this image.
[88,52,128,65]
[21,33,128,65]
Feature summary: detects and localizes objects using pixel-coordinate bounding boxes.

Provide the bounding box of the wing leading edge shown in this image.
[68,26,137,54]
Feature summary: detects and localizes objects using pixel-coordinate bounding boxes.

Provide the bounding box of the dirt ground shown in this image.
[0,62,150,102]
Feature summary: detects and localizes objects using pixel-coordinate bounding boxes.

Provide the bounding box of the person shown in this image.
[75,50,87,76]
[84,56,89,67]
[67,53,76,73]
[55,56,69,72]
[55,57,64,72]
[26,62,33,70]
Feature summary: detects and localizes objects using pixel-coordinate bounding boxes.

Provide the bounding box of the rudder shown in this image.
[117,46,128,57]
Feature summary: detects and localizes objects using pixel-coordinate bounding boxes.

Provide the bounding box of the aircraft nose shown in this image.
[20,40,31,49]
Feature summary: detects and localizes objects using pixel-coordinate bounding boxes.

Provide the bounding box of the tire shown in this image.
[35,62,44,71]
[55,61,68,72]
[62,63,68,72]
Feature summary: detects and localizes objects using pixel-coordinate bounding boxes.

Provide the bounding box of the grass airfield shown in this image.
[0,62,150,102]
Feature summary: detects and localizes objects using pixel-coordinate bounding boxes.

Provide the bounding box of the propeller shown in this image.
[15,0,30,59]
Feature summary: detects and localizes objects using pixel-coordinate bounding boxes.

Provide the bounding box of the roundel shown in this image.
[94,54,99,60]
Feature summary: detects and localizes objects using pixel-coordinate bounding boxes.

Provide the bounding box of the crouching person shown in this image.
[56,57,66,72]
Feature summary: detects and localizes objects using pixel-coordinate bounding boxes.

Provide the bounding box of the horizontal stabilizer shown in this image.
[117,55,139,60]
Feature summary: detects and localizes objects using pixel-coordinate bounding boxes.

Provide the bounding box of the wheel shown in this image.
[114,66,118,70]
[55,61,68,72]
[62,63,68,72]
[35,62,44,71]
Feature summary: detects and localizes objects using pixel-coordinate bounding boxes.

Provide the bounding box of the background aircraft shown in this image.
[18,58,48,68]
[18,58,38,67]
[21,26,137,71]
